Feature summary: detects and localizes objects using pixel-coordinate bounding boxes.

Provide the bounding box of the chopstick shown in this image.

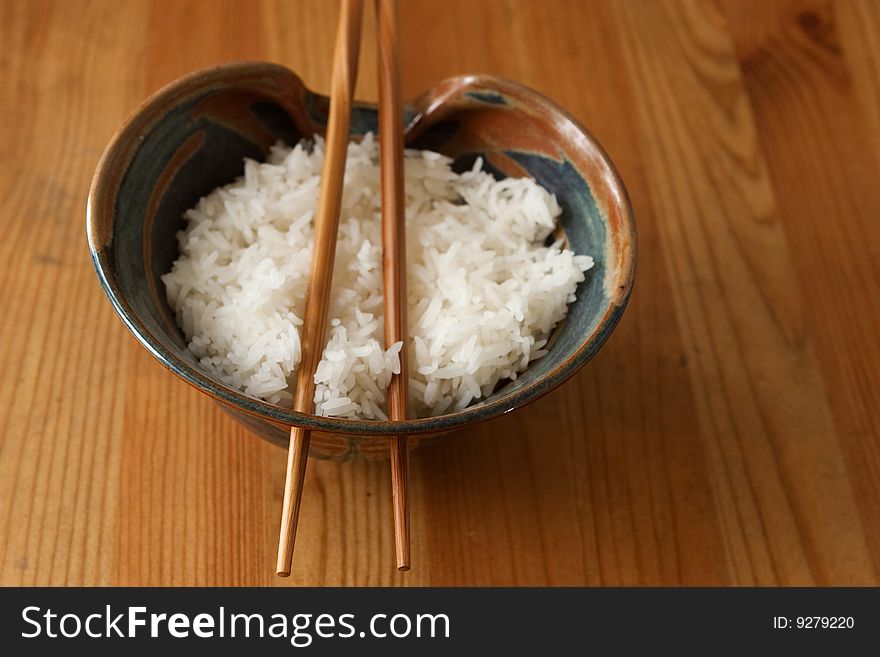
[376,0,410,571]
[276,0,364,578]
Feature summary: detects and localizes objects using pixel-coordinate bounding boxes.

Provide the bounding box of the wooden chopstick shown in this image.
[276,0,364,578]
[376,0,411,571]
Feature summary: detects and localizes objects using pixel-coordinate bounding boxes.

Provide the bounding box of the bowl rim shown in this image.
[87,61,637,436]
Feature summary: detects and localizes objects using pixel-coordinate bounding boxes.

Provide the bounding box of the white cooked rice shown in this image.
[161,134,593,419]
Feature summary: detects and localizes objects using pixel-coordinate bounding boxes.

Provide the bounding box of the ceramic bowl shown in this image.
[87,62,636,460]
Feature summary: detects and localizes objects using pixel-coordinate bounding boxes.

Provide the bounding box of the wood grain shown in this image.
[0,0,878,586]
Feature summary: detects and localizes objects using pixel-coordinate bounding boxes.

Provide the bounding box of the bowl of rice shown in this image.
[87,62,636,459]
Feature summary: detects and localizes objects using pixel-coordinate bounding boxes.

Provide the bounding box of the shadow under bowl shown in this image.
[87,62,636,460]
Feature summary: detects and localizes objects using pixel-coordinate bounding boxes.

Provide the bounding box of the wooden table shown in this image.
[2,0,879,586]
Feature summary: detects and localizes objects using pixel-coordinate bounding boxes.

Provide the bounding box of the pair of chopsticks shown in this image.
[276,0,410,576]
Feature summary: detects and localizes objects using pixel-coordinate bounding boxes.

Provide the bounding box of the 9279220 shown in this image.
[773,616,854,629]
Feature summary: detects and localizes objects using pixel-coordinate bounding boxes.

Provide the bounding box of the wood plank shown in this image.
[612,0,875,584]
[719,0,880,579]
[0,0,149,585]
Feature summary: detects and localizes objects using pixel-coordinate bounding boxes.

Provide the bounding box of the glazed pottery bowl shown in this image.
[87,62,636,460]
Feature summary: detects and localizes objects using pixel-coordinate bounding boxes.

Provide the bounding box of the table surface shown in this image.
[2,0,879,586]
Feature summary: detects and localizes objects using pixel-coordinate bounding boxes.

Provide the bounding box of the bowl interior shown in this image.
[88,63,635,436]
